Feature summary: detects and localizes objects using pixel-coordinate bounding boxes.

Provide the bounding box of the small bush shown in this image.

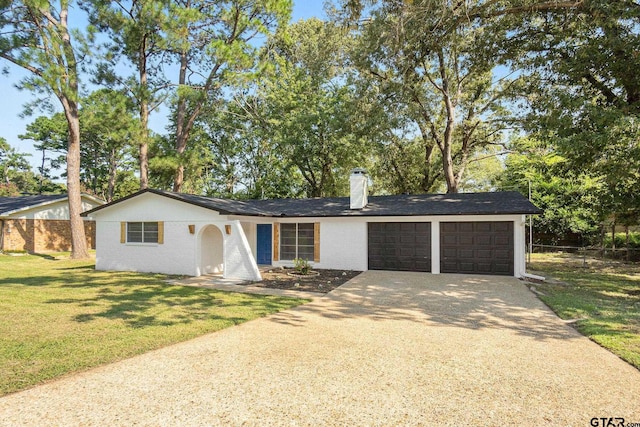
[293,258,311,275]
[604,232,640,249]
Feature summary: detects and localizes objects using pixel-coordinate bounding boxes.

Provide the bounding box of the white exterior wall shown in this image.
[318,219,368,270]
[95,219,198,276]
[514,215,527,277]
[262,214,527,277]
[9,197,102,220]
[241,222,257,258]
[90,193,260,280]
[223,221,261,280]
[262,218,368,271]
[91,192,528,279]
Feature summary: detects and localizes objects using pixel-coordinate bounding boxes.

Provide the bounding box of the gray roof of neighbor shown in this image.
[0,194,68,216]
[82,189,542,217]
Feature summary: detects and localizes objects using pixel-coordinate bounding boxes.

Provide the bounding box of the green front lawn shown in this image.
[529,253,640,369]
[0,254,307,396]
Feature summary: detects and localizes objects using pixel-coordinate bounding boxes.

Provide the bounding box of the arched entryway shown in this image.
[199,225,224,275]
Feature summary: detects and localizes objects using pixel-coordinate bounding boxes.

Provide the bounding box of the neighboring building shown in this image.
[82,170,542,281]
[0,194,104,253]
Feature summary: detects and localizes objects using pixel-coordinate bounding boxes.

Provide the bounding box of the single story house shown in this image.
[0,194,104,252]
[82,170,542,281]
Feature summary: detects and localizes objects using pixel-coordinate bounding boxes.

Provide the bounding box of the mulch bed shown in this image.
[249,268,362,294]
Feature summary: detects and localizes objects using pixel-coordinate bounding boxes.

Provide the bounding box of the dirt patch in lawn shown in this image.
[249,268,362,294]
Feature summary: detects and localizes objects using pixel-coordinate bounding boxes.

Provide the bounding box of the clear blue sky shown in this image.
[0,1,327,170]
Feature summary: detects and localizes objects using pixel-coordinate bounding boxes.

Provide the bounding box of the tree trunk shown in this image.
[173,49,189,193]
[611,218,616,250]
[39,149,46,194]
[58,5,88,259]
[437,49,458,194]
[626,224,630,262]
[417,123,439,192]
[62,101,89,259]
[107,147,117,203]
[139,38,149,190]
[601,222,606,259]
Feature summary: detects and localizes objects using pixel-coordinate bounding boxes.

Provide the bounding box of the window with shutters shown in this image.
[127,222,159,243]
[280,223,315,261]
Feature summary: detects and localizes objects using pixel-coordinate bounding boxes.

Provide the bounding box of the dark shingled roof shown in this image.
[0,194,68,216]
[82,189,542,217]
[247,191,542,216]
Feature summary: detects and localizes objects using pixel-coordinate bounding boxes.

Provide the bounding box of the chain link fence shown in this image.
[530,244,640,263]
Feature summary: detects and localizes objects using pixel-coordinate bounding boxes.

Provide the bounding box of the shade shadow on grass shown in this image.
[0,255,307,396]
[44,283,301,328]
[530,254,640,369]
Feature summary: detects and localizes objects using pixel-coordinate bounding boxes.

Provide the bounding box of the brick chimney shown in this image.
[350,168,368,209]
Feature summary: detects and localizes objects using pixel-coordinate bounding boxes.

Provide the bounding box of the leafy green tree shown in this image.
[20,90,139,201]
[256,18,371,197]
[165,0,292,192]
[85,0,169,190]
[19,114,67,192]
[1,0,90,258]
[0,138,62,196]
[346,0,514,193]
[0,138,34,192]
[80,89,139,201]
[184,96,300,198]
[485,0,640,227]
[497,136,605,244]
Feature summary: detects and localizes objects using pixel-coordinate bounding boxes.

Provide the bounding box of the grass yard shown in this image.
[529,253,640,369]
[0,254,307,396]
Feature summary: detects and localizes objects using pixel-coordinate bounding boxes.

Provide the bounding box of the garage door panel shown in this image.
[414,223,430,234]
[459,235,474,245]
[494,249,511,259]
[380,249,395,258]
[476,249,493,259]
[441,234,457,245]
[369,237,384,246]
[475,222,492,232]
[475,235,492,246]
[476,263,493,273]
[458,249,474,258]
[493,262,512,274]
[400,223,415,232]
[442,248,457,258]
[440,222,514,276]
[414,247,430,257]
[494,236,511,246]
[493,222,511,232]
[441,261,457,271]
[440,222,457,233]
[368,222,431,272]
[384,236,397,244]
[398,260,414,269]
[458,262,475,272]
[400,234,417,243]
[369,260,384,269]
[458,223,474,232]
[399,247,416,256]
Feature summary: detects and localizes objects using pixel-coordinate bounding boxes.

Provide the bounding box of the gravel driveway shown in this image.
[1,271,639,426]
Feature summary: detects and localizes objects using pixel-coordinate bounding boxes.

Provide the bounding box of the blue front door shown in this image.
[256,224,272,265]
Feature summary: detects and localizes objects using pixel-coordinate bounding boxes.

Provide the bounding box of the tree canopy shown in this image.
[1,0,639,246]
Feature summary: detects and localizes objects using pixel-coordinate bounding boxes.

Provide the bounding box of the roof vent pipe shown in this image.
[350,168,368,210]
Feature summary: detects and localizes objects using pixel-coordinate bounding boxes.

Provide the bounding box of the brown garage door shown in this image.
[368,222,431,272]
[440,222,514,275]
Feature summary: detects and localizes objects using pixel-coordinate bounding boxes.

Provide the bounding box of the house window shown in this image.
[280,223,315,261]
[127,222,159,243]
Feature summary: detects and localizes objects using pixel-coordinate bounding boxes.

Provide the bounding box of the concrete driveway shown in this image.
[1,271,639,426]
